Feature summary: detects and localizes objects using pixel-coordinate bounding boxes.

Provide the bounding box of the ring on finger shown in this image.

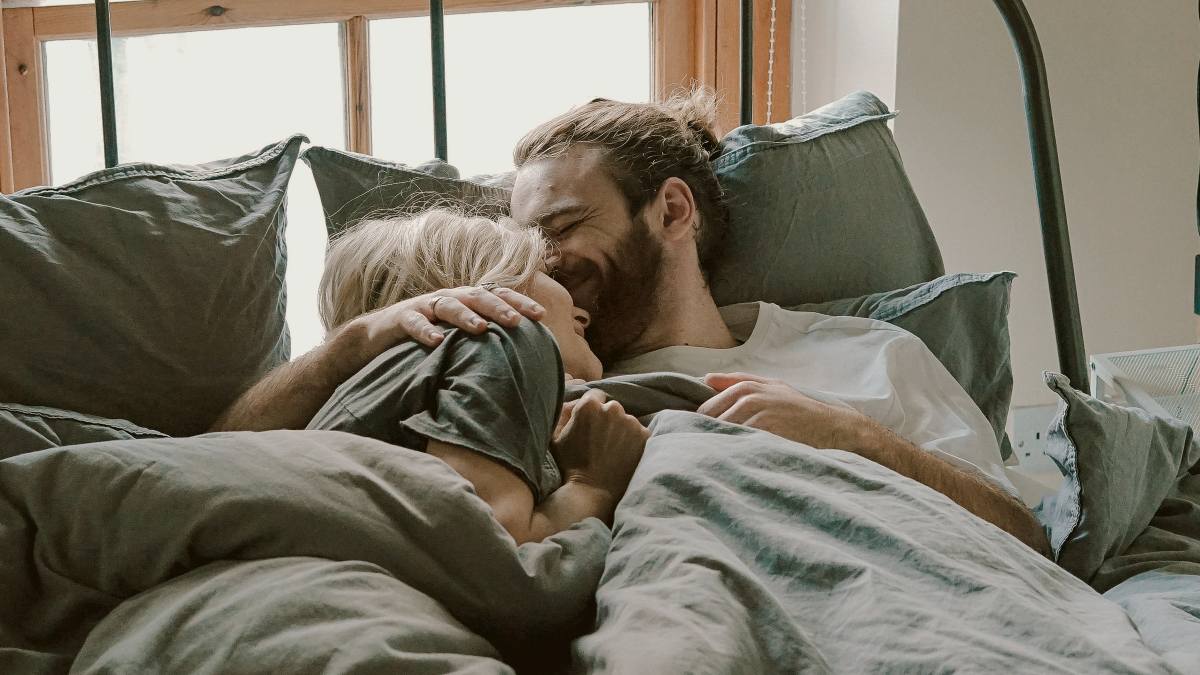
[430,295,450,315]
[479,282,500,292]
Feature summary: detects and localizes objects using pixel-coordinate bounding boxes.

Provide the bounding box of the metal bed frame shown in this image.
[86,0,1090,394]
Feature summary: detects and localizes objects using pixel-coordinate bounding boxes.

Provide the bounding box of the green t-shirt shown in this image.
[307,320,565,502]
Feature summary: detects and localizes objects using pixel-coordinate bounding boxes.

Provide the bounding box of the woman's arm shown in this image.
[427,389,648,545]
[427,440,617,545]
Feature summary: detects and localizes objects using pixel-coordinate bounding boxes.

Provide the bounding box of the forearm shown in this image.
[519,478,617,545]
[209,324,372,432]
[849,425,1051,557]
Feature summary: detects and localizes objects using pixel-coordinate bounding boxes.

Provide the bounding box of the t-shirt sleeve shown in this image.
[306,320,565,502]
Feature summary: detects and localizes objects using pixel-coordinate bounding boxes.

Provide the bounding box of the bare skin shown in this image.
[511,146,1051,557]
[429,388,647,545]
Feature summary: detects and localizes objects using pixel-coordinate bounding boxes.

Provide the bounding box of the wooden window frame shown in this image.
[1,0,788,191]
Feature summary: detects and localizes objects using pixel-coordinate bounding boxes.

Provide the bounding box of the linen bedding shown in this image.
[0,371,1187,673]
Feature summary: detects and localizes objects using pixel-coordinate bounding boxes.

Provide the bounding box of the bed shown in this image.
[2,0,1199,673]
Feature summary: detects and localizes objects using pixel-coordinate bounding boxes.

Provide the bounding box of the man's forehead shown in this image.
[511,149,611,222]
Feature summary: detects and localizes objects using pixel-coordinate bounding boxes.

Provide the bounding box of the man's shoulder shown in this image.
[763,303,919,341]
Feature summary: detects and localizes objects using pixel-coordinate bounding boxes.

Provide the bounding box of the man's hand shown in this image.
[210,286,542,433]
[343,285,545,360]
[552,389,649,502]
[699,372,870,451]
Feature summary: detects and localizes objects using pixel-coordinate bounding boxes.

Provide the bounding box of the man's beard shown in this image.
[585,216,664,367]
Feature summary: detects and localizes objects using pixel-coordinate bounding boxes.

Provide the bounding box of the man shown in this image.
[213,92,1049,556]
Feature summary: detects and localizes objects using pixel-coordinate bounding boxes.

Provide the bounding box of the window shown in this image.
[43,24,346,353]
[2,0,790,354]
[370,3,651,174]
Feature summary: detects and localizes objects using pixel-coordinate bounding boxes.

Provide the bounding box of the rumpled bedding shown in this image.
[0,374,1189,673]
[0,431,608,674]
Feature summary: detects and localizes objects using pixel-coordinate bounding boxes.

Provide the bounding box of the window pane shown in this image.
[43,25,346,356]
[371,3,651,176]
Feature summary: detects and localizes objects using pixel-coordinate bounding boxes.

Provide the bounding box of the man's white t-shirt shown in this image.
[608,302,1018,496]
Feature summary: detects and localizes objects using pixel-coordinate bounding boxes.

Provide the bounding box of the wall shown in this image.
[791,0,899,114]
[794,0,1199,408]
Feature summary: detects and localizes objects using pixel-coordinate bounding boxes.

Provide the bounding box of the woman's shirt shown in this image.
[307,319,565,502]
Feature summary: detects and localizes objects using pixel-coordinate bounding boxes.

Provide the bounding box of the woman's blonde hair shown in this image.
[319,207,548,332]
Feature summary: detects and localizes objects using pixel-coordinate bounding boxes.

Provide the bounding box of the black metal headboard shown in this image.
[86,0,1089,393]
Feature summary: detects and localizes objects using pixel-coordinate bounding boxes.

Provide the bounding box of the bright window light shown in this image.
[43,24,344,357]
[370,3,652,176]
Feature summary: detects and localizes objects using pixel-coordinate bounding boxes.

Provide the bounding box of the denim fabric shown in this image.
[710,91,944,307]
[0,137,303,436]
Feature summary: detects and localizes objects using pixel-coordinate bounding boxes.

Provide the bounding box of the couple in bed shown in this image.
[213,91,1050,556]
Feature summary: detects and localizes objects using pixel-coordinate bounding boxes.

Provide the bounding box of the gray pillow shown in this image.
[1035,372,1200,584]
[303,91,942,307]
[710,90,944,306]
[0,402,166,461]
[793,272,1015,460]
[0,136,304,436]
[302,148,510,236]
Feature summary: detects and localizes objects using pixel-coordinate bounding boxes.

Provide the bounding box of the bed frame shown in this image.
[86,0,1090,394]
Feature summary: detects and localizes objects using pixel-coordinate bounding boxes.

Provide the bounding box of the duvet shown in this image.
[0,396,1183,673]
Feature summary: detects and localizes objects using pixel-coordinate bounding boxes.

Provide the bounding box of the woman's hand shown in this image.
[551,389,649,502]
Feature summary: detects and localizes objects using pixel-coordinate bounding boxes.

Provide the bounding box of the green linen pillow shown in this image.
[0,136,304,436]
[302,148,510,236]
[709,90,943,306]
[303,91,943,307]
[1035,372,1200,584]
[0,402,166,461]
[793,271,1016,460]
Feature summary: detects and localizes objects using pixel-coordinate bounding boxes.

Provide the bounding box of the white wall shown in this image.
[792,0,900,114]
[794,0,1199,408]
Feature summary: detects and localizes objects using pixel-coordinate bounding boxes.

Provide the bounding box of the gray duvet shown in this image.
[0,398,1184,673]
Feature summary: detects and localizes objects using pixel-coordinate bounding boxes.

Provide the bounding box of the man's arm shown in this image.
[210,286,545,432]
[698,372,1051,557]
[839,422,1050,557]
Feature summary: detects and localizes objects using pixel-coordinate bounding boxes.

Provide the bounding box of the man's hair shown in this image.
[513,89,729,272]
[318,207,547,331]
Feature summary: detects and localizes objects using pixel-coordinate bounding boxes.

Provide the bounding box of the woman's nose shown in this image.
[573,308,591,329]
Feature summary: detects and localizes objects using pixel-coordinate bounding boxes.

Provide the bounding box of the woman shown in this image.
[308,207,648,545]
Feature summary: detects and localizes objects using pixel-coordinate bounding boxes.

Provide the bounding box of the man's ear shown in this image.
[653,177,699,244]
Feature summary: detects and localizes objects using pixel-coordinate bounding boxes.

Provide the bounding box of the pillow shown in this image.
[302,148,510,236]
[0,136,304,436]
[0,402,165,461]
[1092,447,1200,594]
[303,91,943,306]
[1034,372,1200,583]
[709,90,943,306]
[793,272,1016,460]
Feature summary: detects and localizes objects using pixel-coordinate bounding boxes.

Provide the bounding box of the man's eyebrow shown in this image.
[532,204,588,229]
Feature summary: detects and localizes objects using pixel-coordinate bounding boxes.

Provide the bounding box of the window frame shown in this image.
[1,0,789,192]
